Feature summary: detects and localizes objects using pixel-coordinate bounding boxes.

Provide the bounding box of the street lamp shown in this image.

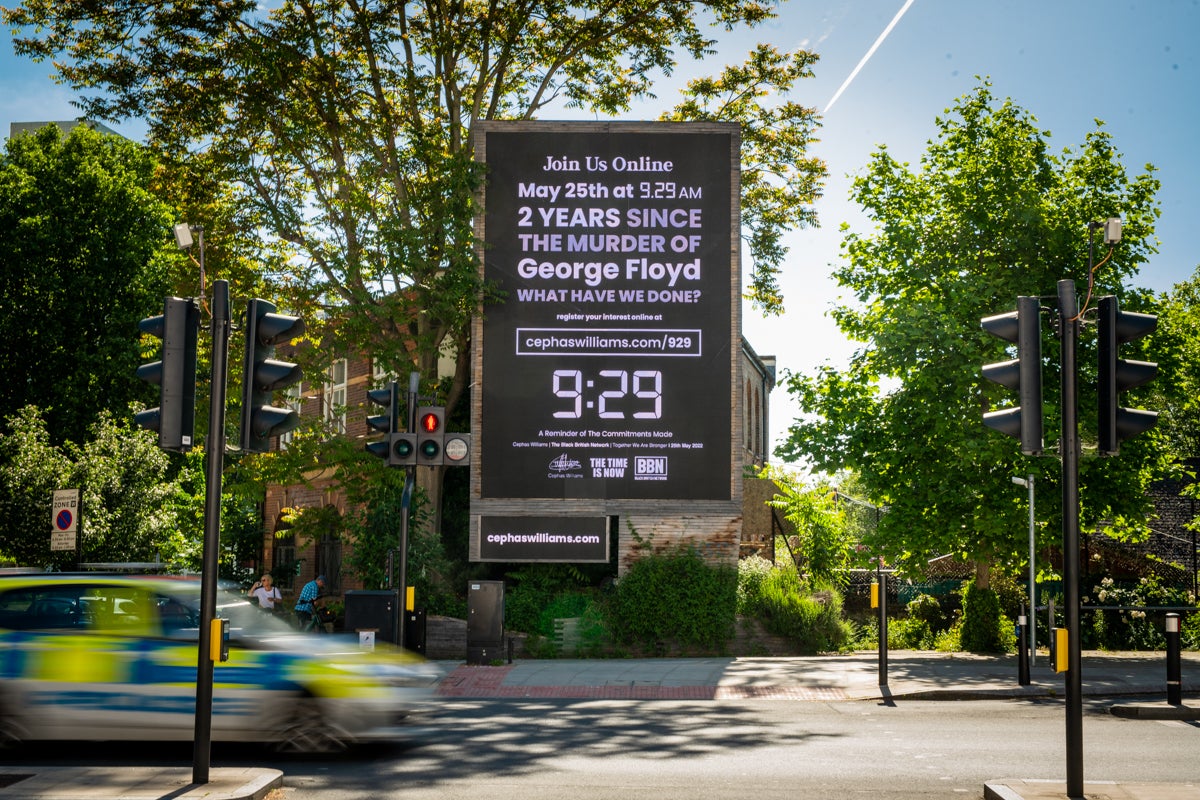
[174,223,206,311]
[1012,474,1036,667]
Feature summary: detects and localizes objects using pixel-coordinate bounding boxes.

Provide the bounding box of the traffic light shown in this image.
[366,381,398,461]
[240,298,306,453]
[1097,295,1157,455]
[392,433,418,466]
[416,406,444,464]
[982,295,1043,456]
[135,296,199,452]
[443,432,472,466]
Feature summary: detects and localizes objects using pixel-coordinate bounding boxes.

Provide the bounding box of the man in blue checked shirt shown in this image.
[295,574,325,630]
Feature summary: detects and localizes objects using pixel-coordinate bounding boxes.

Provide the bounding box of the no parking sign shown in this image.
[50,488,79,551]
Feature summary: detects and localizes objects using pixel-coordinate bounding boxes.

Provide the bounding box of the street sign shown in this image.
[50,488,80,551]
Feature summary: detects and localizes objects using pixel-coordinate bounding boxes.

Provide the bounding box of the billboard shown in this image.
[477,123,737,501]
[478,516,610,563]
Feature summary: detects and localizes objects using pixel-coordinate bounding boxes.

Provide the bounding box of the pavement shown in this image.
[1,649,1196,800]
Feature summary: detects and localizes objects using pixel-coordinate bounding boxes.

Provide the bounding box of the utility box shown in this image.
[404,608,427,655]
[466,580,504,665]
[344,590,399,644]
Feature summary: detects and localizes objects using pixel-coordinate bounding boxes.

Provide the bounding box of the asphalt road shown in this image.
[8,696,1199,800]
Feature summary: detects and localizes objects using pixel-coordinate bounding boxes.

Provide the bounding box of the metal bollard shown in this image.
[1017,613,1030,686]
[1166,613,1182,705]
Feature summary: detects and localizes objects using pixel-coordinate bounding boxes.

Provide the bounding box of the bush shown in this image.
[736,555,774,614]
[504,564,590,635]
[611,544,737,653]
[742,567,852,653]
[960,580,1007,652]
[906,593,946,631]
[1084,575,1197,651]
[887,616,936,650]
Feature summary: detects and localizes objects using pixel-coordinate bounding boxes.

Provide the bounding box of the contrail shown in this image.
[823,0,916,114]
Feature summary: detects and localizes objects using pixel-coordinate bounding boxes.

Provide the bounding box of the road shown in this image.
[10,696,1199,799]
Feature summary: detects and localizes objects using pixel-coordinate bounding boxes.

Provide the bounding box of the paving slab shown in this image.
[0,767,281,800]
[985,779,1200,800]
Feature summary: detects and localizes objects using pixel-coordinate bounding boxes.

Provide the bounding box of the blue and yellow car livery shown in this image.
[0,574,439,752]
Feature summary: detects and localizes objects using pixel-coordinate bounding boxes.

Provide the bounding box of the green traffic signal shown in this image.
[395,437,414,459]
[420,438,440,460]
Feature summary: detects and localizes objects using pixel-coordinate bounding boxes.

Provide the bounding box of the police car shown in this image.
[0,573,440,752]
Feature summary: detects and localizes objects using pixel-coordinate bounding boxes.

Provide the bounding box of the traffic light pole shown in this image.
[396,371,419,650]
[193,279,230,785]
[1057,279,1084,798]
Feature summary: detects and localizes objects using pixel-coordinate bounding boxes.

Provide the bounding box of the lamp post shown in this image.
[1012,475,1036,668]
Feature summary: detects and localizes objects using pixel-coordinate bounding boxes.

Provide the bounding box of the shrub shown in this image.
[611,544,736,653]
[1084,575,1197,651]
[753,570,852,652]
[887,616,936,650]
[960,580,1007,652]
[736,555,774,614]
[504,564,590,635]
[906,593,946,632]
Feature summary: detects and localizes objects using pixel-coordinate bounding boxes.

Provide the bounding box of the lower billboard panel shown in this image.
[479,515,610,563]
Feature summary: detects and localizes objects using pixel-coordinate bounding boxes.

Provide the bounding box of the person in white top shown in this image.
[248,574,282,611]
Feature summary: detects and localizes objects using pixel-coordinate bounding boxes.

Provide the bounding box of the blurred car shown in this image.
[0,573,440,752]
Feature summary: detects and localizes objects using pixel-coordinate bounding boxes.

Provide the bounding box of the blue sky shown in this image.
[3,0,1198,451]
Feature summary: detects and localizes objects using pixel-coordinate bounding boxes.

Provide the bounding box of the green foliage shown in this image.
[1084,575,1197,651]
[337,456,461,617]
[612,544,736,653]
[737,558,853,653]
[1153,268,1200,460]
[907,593,946,630]
[1183,608,1200,651]
[0,405,203,569]
[778,80,1170,573]
[887,617,937,650]
[504,564,593,636]
[762,468,854,585]
[0,406,73,565]
[0,125,176,446]
[6,1,827,427]
[736,554,774,614]
[960,580,1007,653]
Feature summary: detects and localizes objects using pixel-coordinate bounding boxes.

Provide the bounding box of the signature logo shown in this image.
[549,453,583,472]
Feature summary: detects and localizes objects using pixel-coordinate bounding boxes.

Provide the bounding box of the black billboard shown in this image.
[478,124,736,500]
[478,515,610,563]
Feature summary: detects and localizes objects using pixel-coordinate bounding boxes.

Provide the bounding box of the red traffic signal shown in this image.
[416,406,444,463]
[419,410,442,433]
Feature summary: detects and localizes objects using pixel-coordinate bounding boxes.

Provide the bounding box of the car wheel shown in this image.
[0,699,26,748]
[271,695,353,754]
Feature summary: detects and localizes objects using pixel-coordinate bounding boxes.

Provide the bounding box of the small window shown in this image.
[324,359,348,436]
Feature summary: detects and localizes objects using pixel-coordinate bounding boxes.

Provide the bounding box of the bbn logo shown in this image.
[634,456,668,481]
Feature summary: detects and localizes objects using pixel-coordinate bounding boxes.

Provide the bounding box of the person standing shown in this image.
[248,574,282,612]
[294,574,326,630]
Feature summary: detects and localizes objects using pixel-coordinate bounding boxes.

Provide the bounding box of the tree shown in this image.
[0,125,177,445]
[5,1,826,418]
[0,406,70,566]
[778,82,1170,584]
[1152,267,1200,461]
[0,406,192,568]
[761,467,854,585]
